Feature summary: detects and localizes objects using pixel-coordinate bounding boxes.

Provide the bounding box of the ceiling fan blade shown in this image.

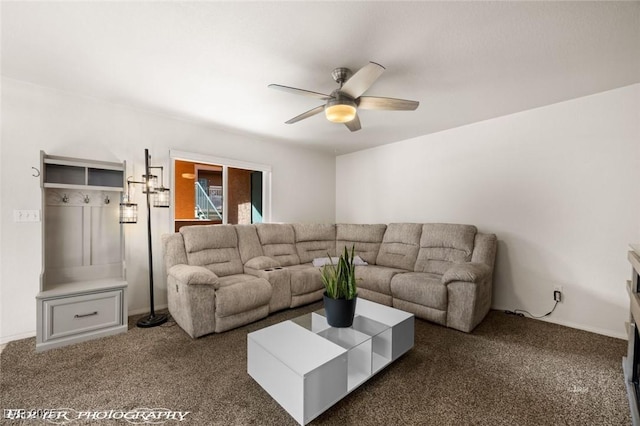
[358,96,419,111]
[285,105,325,124]
[269,84,332,100]
[340,62,385,99]
[344,114,362,132]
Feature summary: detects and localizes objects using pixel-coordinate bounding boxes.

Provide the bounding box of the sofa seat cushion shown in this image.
[215,275,271,317]
[286,263,323,296]
[390,272,447,311]
[355,265,405,296]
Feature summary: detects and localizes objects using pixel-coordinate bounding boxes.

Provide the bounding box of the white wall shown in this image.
[0,77,336,343]
[337,84,640,339]
[2,79,637,343]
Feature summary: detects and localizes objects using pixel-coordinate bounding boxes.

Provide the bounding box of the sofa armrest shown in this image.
[168,264,219,288]
[442,262,490,285]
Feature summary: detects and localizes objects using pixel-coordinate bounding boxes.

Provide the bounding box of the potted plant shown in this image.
[320,245,358,327]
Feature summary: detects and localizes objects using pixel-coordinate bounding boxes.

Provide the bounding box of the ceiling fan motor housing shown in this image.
[331,67,352,85]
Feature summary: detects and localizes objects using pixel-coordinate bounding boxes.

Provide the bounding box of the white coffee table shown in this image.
[247,298,414,425]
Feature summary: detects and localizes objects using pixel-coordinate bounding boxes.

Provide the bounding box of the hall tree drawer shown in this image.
[42,290,123,341]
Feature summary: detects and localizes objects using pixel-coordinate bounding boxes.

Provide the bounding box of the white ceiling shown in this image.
[2,1,639,154]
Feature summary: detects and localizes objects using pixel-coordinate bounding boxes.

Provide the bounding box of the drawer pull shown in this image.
[74,311,98,319]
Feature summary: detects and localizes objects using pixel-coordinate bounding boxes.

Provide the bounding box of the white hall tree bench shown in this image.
[36,152,128,352]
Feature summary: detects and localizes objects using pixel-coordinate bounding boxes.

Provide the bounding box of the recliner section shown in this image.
[163,222,497,338]
[164,225,272,336]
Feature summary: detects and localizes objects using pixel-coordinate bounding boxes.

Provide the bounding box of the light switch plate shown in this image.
[13,209,41,222]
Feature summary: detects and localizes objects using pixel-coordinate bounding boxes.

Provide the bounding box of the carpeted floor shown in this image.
[0,304,631,425]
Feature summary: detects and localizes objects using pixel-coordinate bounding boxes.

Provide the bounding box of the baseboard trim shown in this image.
[540,316,627,340]
[128,304,168,316]
[0,330,36,345]
[491,306,627,340]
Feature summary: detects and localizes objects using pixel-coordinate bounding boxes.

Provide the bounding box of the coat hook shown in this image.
[32,167,40,177]
[104,195,110,204]
[84,195,90,204]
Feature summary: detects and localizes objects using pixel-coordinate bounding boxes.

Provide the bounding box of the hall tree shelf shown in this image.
[36,152,128,352]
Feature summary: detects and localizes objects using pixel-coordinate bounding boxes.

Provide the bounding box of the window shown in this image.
[170,150,271,232]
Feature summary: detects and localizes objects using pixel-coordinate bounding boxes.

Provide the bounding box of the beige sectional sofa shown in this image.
[162,223,497,338]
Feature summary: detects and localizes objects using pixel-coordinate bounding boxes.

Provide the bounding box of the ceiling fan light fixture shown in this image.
[325,98,357,123]
[270,62,418,131]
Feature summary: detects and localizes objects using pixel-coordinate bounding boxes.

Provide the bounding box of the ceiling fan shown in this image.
[269,61,419,132]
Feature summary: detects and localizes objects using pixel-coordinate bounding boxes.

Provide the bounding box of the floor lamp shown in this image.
[119,148,170,328]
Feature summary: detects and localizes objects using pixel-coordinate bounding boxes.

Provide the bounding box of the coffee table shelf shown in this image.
[247,299,414,425]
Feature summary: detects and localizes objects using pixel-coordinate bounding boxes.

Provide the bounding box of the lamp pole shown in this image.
[136,148,168,328]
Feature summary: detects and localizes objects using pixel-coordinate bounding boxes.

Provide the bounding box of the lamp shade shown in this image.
[153,187,170,208]
[325,98,357,123]
[119,202,138,224]
[142,174,158,193]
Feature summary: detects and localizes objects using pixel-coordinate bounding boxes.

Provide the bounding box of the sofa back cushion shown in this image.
[471,232,498,269]
[336,224,387,265]
[180,225,243,277]
[293,223,336,264]
[162,233,188,271]
[414,223,477,274]
[376,223,422,270]
[234,224,264,263]
[255,223,300,266]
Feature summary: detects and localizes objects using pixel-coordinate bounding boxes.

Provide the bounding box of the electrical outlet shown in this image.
[553,286,563,303]
[554,290,562,302]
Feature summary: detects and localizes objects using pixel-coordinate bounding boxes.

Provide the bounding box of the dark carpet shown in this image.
[0,303,630,425]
